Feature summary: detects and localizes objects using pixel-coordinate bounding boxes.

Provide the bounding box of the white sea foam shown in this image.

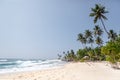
[0,59,8,62]
[16,60,23,64]
[19,61,37,67]
[0,59,66,74]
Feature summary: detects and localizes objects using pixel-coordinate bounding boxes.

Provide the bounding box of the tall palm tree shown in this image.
[90,4,109,34]
[108,29,117,42]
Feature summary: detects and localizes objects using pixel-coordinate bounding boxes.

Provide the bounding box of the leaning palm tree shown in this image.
[108,29,118,42]
[90,4,109,34]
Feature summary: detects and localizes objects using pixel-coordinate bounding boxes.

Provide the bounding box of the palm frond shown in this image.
[101,15,108,20]
[89,13,95,17]
[95,4,99,10]
[94,16,98,23]
[104,11,109,13]
[91,8,96,12]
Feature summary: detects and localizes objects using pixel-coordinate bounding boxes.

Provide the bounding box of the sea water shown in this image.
[0,59,66,74]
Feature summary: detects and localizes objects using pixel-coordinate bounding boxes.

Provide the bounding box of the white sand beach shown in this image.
[0,62,120,80]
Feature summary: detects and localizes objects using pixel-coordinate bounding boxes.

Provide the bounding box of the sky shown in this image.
[0,0,120,59]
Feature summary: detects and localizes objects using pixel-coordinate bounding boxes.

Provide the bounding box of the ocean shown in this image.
[0,58,66,74]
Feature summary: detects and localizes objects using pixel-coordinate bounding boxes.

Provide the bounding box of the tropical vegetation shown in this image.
[58,4,120,69]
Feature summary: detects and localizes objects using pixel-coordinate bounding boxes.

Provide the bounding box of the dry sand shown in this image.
[0,62,120,80]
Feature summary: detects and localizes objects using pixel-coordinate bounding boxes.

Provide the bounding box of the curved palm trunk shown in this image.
[100,18,109,35]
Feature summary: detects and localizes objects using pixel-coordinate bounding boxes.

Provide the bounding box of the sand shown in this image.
[0,62,120,80]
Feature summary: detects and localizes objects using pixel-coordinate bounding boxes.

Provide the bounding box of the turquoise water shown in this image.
[0,59,66,73]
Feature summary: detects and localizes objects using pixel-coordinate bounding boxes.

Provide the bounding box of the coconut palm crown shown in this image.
[90,4,109,34]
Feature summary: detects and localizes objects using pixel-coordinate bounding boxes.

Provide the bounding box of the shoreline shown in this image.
[0,65,63,75]
[0,59,66,74]
[0,62,120,80]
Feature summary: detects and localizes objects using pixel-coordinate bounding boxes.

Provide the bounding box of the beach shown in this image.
[0,62,120,80]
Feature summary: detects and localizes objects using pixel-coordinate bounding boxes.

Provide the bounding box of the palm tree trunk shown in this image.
[100,18,109,35]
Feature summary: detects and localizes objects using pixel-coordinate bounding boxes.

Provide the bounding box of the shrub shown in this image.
[101,41,120,64]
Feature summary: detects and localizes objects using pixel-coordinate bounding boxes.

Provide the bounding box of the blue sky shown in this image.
[0,0,120,59]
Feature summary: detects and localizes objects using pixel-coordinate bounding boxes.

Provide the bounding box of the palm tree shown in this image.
[77,33,84,44]
[93,25,103,37]
[57,54,62,59]
[77,33,87,47]
[90,4,109,34]
[85,30,92,39]
[81,37,87,46]
[95,37,103,60]
[108,29,117,42]
[88,37,94,46]
[93,25,103,46]
[93,25,103,60]
[84,30,94,47]
[95,36,103,47]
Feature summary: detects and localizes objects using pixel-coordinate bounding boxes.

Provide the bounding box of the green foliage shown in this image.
[62,50,77,61]
[94,47,105,61]
[77,33,87,46]
[101,40,120,63]
[76,49,87,60]
[108,30,118,42]
[93,25,103,47]
[93,25,103,37]
[87,50,94,61]
[95,36,103,46]
[61,47,105,62]
[106,56,115,63]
